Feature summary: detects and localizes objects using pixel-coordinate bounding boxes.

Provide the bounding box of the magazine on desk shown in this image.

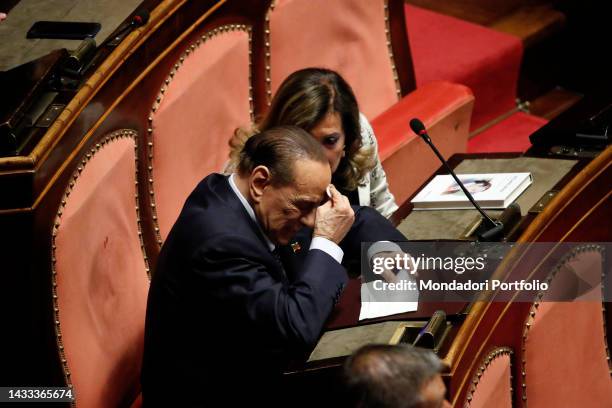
[411,173,532,210]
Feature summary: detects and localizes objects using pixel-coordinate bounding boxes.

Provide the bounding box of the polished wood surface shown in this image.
[0,0,418,394]
[1,0,271,389]
[448,146,611,407]
[1,1,610,405]
[285,147,609,407]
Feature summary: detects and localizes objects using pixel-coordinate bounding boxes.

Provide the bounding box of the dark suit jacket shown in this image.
[141,174,349,406]
[141,174,405,406]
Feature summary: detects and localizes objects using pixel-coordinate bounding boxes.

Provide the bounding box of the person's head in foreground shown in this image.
[343,344,451,408]
[231,67,375,191]
[237,125,337,245]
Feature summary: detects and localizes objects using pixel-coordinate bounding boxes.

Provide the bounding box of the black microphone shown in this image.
[409,118,505,242]
[107,9,150,46]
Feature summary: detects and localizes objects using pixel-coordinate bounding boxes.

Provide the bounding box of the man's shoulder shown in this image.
[181,173,237,219]
[166,174,258,247]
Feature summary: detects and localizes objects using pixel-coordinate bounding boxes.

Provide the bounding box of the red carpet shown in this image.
[405,4,524,131]
[467,111,548,153]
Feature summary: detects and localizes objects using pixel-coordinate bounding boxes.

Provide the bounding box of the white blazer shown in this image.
[356,113,398,219]
[223,113,398,218]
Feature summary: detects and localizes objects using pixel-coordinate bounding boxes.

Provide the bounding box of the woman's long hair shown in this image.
[229,68,375,191]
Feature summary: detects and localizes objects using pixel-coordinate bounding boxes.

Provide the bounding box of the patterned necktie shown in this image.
[271,248,287,278]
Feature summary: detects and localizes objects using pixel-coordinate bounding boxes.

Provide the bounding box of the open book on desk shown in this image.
[411,173,532,210]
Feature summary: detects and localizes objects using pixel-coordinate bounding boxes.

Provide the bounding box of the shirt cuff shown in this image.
[310,236,344,264]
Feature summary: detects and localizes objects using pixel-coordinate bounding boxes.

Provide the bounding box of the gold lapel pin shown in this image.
[291,242,301,253]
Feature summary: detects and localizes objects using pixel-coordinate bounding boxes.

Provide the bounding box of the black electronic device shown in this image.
[530,93,611,151]
[26,21,101,40]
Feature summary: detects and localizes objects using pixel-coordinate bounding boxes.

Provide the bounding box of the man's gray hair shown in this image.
[343,344,444,408]
[237,125,328,186]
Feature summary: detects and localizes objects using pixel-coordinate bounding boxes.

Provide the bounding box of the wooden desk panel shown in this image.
[285,148,608,407]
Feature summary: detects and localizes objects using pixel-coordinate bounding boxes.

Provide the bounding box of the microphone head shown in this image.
[132,10,150,26]
[409,118,426,136]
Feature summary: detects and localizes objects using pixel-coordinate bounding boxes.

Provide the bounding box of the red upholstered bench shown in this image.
[466,111,548,153]
[405,4,550,153]
[371,81,473,205]
[405,4,523,132]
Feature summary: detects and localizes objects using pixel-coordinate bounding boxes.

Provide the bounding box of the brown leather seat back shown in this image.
[52,130,150,407]
[149,27,253,241]
[522,246,612,407]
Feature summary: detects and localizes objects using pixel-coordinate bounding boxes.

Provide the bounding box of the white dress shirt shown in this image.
[228,174,343,263]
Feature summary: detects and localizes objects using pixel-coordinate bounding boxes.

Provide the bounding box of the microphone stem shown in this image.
[421,136,498,229]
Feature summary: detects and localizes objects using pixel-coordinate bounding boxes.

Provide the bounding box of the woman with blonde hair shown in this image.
[228,67,397,218]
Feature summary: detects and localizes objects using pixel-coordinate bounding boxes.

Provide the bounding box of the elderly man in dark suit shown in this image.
[142,126,404,407]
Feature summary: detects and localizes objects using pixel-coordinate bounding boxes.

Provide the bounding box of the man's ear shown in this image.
[249,165,272,203]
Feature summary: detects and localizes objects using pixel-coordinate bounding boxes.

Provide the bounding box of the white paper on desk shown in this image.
[359,270,419,320]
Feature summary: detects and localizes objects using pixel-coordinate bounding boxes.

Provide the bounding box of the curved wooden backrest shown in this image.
[446,146,612,407]
[522,246,611,408]
[465,347,513,408]
[266,0,414,118]
[147,25,253,242]
[52,130,149,407]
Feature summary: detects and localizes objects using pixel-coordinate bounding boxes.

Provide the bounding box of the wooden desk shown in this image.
[283,148,610,407]
[327,152,588,330]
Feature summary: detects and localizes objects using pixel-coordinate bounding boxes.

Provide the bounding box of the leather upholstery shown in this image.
[371,81,474,204]
[268,0,400,119]
[151,29,252,240]
[524,248,612,407]
[468,351,512,408]
[54,134,149,408]
[267,0,474,204]
[405,4,523,131]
